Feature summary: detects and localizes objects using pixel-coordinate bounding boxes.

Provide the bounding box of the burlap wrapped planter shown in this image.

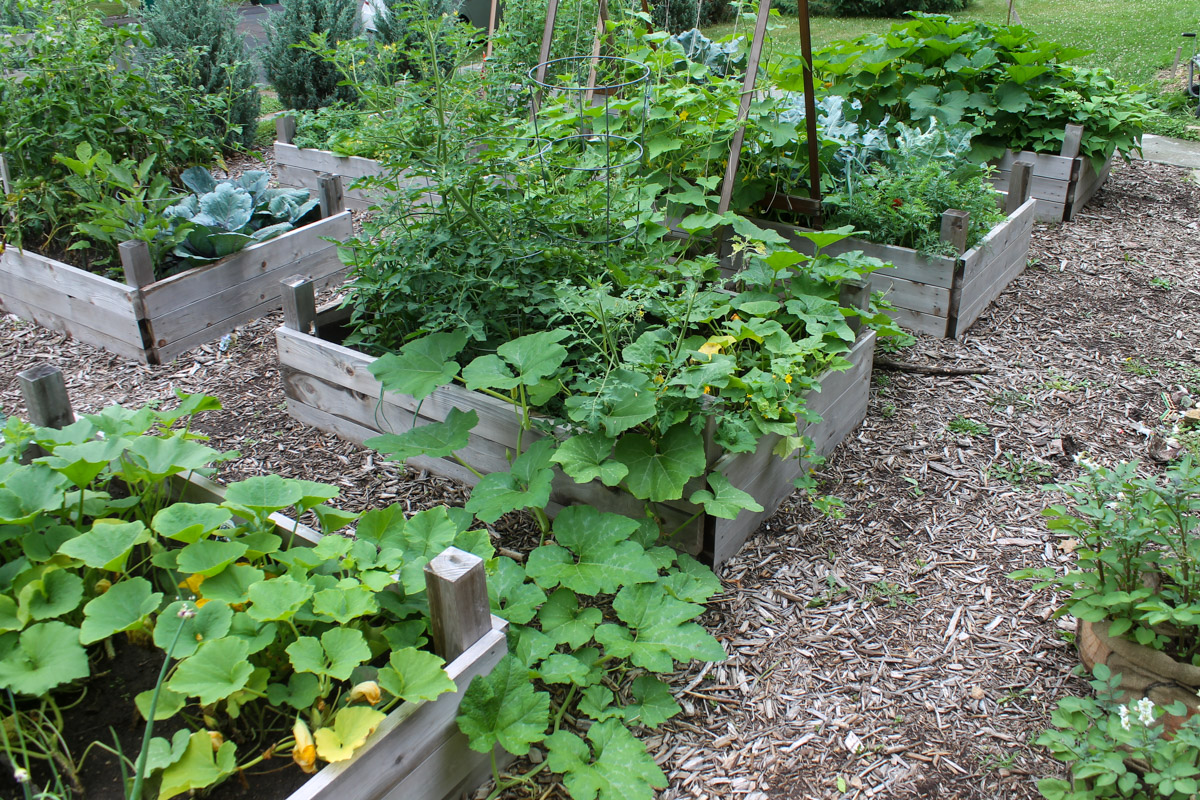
[1079,619,1200,732]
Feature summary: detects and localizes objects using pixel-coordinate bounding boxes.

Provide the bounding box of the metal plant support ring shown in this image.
[526,55,651,250]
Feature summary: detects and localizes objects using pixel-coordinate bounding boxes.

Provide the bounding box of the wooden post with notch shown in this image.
[716,0,773,218]
[119,240,156,289]
[530,0,561,114]
[940,209,970,256]
[839,277,870,335]
[1060,123,1084,160]
[18,363,73,429]
[424,546,492,662]
[1006,158,1034,214]
[276,115,297,146]
[1,153,14,226]
[281,275,317,335]
[317,172,344,218]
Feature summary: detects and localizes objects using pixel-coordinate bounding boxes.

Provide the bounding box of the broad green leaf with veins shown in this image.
[488,556,546,625]
[167,637,254,705]
[153,601,232,659]
[465,439,555,524]
[514,626,556,668]
[222,475,304,519]
[688,472,764,520]
[177,539,248,578]
[564,371,658,436]
[19,569,83,621]
[545,719,667,800]
[152,503,232,543]
[457,654,549,756]
[551,433,627,487]
[624,675,682,728]
[246,576,313,622]
[314,707,387,762]
[661,554,722,603]
[495,330,570,385]
[594,582,726,672]
[615,424,706,502]
[537,651,600,686]
[80,577,162,644]
[538,588,602,649]
[525,506,659,595]
[462,354,519,391]
[124,435,221,482]
[58,520,150,571]
[286,627,370,681]
[155,731,237,800]
[0,621,89,695]
[377,647,455,703]
[369,331,468,401]
[366,408,478,462]
[312,584,378,623]
[400,507,460,594]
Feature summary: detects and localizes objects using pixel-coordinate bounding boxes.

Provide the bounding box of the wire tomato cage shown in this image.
[525,55,652,252]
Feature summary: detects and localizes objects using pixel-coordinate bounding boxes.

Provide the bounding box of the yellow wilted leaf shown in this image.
[314,707,386,763]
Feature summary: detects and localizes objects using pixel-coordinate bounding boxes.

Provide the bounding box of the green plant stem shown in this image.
[130,617,187,799]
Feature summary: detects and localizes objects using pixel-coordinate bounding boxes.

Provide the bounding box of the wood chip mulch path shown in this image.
[1,159,1197,800]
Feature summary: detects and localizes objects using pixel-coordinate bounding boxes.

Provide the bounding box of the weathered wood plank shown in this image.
[289,624,508,800]
[994,149,1076,180]
[1066,154,1114,221]
[146,244,345,351]
[886,305,950,338]
[140,212,352,320]
[950,219,1035,337]
[960,197,1037,280]
[274,143,389,182]
[0,246,140,318]
[870,271,951,317]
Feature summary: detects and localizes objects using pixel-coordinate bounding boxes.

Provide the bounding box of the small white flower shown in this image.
[1115,492,1127,502]
[1136,697,1156,727]
[13,768,29,784]
[1118,704,1131,731]
[177,604,197,620]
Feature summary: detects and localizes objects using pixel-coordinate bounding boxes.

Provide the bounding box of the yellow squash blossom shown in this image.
[348,681,382,706]
[293,718,318,773]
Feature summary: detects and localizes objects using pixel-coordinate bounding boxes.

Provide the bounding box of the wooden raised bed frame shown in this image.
[275,280,876,568]
[0,162,353,365]
[752,165,1037,339]
[15,363,508,800]
[990,123,1115,223]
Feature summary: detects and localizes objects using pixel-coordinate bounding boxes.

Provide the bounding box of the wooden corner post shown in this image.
[940,209,971,256]
[839,277,870,335]
[18,363,73,429]
[424,547,492,663]
[281,275,317,334]
[1006,159,1034,214]
[317,172,345,218]
[1061,124,1084,160]
[119,240,156,289]
[276,115,297,145]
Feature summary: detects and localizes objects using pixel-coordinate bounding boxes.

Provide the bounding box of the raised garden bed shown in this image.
[749,179,1037,339]
[273,282,877,567]
[990,124,1115,223]
[14,363,509,800]
[0,178,353,365]
[274,117,431,212]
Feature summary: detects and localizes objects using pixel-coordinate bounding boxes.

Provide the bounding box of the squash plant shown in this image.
[805,13,1152,169]
[0,396,484,798]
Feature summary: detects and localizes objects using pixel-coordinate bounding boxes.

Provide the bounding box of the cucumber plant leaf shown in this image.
[399,506,460,594]
[465,439,555,524]
[0,621,89,696]
[312,584,378,624]
[545,719,667,800]
[457,654,549,756]
[551,433,627,487]
[58,520,151,571]
[495,330,570,385]
[177,539,248,578]
[222,475,304,520]
[153,600,232,659]
[377,646,455,703]
[167,637,254,705]
[538,588,602,649]
[80,577,162,644]
[614,424,706,503]
[688,472,764,520]
[286,627,370,681]
[369,331,468,401]
[19,569,83,621]
[488,556,547,625]
[624,675,681,729]
[152,503,231,544]
[525,506,659,595]
[366,408,478,462]
[594,582,726,672]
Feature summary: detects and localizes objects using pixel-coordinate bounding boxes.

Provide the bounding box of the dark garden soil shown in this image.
[0,158,1198,799]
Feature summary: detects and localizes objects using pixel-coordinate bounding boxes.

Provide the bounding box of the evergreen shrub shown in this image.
[262,0,359,110]
[144,0,261,149]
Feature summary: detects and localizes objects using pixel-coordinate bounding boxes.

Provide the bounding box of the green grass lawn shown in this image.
[706,0,1200,85]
